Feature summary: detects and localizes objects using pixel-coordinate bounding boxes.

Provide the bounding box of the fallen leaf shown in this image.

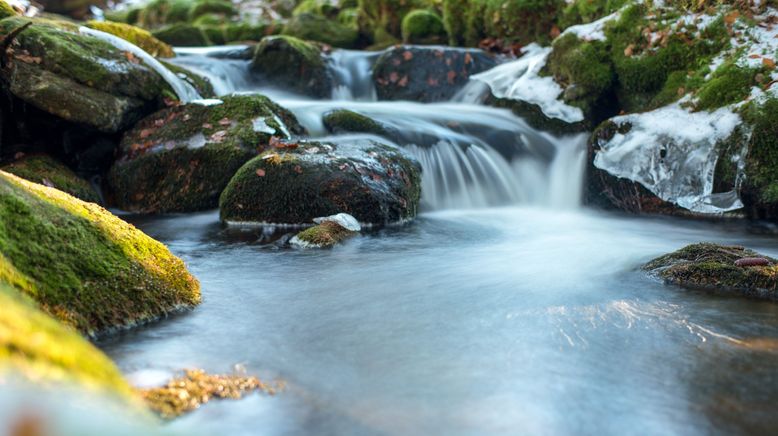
[763,58,776,69]
[256,169,265,177]
[624,44,635,57]
[218,117,231,126]
[402,51,413,61]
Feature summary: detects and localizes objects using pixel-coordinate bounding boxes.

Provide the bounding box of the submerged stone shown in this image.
[108,94,304,213]
[1,154,100,203]
[250,35,333,98]
[219,138,421,225]
[644,243,778,301]
[0,171,201,337]
[322,109,389,137]
[291,220,359,249]
[373,46,497,102]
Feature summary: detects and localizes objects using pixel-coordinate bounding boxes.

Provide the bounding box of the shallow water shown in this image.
[102,208,778,436]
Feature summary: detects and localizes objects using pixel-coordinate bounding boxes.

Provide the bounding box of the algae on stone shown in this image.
[1,154,100,203]
[0,171,201,337]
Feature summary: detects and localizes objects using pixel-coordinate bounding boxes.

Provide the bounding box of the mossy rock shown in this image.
[558,0,627,29]
[152,23,211,46]
[401,9,446,45]
[0,16,169,132]
[0,171,201,337]
[85,20,175,58]
[644,243,778,301]
[487,96,588,135]
[219,138,421,225]
[136,0,196,28]
[0,284,137,401]
[1,154,100,203]
[461,0,565,46]
[282,12,360,48]
[108,94,305,213]
[221,22,277,43]
[37,0,101,19]
[250,35,332,98]
[188,0,236,22]
[322,109,388,137]
[356,0,433,44]
[741,98,778,220]
[293,0,341,19]
[291,221,357,248]
[373,46,497,102]
[161,61,216,98]
[441,0,468,46]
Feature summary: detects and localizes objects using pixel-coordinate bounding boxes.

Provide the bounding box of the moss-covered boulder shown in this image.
[0,16,170,132]
[322,109,389,137]
[108,95,305,213]
[1,154,100,203]
[0,171,201,337]
[373,46,497,102]
[451,0,565,47]
[0,285,137,400]
[85,20,175,57]
[291,219,359,248]
[219,138,421,225]
[282,12,359,48]
[740,98,778,220]
[401,9,446,45]
[250,35,333,98]
[356,0,432,47]
[152,22,211,46]
[644,243,778,301]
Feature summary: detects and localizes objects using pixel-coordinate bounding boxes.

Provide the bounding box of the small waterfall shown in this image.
[171,47,255,96]
[79,26,202,103]
[329,50,380,101]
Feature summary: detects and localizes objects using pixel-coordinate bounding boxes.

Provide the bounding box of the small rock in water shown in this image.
[313,213,361,232]
[735,257,772,267]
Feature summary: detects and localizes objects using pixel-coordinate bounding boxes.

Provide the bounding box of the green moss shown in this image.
[188,0,236,21]
[442,0,468,46]
[0,0,19,19]
[282,12,359,48]
[222,22,275,43]
[251,35,331,98]
[742,98,778,209]
[322,109,388,136]
[401,9,446,45]
[1,155,100,203]
[0,171,201,337]
[695,62,763,110]
[295,221,356,248]
[0,284,139,400]
[558,0,627,29]
[86,20,175,58]
[466,0,565,46]
[644,243,778,300]
[161,61,215,97]
[357,0,434,43]
[137,0,195,28]
[153,23,211,46]
[293,0,341,18]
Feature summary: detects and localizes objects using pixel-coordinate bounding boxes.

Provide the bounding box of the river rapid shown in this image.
[96,46,778,436]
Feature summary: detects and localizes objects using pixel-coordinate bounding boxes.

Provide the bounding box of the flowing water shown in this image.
[96,48,778,435]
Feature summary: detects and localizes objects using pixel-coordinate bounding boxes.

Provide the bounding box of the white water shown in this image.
[79,27,203,103]
[329,50,380,101]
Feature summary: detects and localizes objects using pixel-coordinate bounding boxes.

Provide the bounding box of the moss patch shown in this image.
[1,154,100,203]
[86,20,175,58]
[152,23,211,46]
[282,12,359,48]
[322,109,388,136]
[644,243,778,300]
[250,35,332,98]
[401,9,446,45]
[294,221,357,248]
[0,171,201,337]
[741,97,778,219]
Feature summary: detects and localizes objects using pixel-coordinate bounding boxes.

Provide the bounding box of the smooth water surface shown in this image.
[102,208,778,435]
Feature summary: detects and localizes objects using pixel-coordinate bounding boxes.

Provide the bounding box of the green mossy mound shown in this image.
[0,0,19,19]
[292,221,357,248]
[250,35,332,98]
[0,16,169,132]
[85,20,175,58]
[108,94,305,213]
[322,109,388,137]
[401,9,446,45]
[0,285,136,400]
[741,98,778,220]
[282,12,359,48]
[219,139,421,225]
[644,243,778,301]
[152,22,211,46]
[457,0,565,47]
[1,154,100,203]
[0,171,201,337]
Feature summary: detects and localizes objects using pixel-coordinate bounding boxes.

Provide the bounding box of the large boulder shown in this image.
[108,94,305,213]
[250,35,333,98]
[0,17,170,133]
[373,46,497,102]
[219,138,421,225]
[644,243,778,301]
[0,284,137,401]
[1,154,100,203]
[0,171,201,337]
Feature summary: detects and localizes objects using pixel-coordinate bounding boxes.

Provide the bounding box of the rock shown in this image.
[282,12,359,48]
[1,154,100,203]
[644,243,778,301]
[314,212,361,231]
[0,16,170,133]
[108,94,304,213]
[152,23,211,46]
[373,46,497,102]
[322,109,389,137]
[162,61,216,98]
[0,171,201,337]
[740,98,778,220]
[357,0,431,47]
[290,220,358,248]
[85,20,175,58]
[0,284,138,401]
[38,0,104,19]
[219,138,421,225]
[250,35,332,98]
[401,9,446,45]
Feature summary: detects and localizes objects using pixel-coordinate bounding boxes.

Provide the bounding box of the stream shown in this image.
[97,47,778,435]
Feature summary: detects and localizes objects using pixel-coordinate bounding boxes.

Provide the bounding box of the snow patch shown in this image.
[561,10,621,41]
[593,104,744,213]
[470,44,584,124]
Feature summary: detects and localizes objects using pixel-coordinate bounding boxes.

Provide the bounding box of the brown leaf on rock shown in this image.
[763,58,776,69]
[256,169,265,177]
[140,128,154,139]
[403,51,413,61]
[398,75,409,87]
[218,117,232,126]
